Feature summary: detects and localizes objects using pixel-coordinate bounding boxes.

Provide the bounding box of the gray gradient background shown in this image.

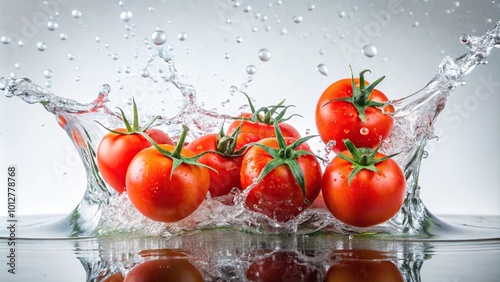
[0,0,499,217]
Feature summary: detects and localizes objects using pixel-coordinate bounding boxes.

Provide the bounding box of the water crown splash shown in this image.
[1,20,499,238]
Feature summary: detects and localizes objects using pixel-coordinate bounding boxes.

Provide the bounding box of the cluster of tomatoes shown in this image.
[96,68,406,228]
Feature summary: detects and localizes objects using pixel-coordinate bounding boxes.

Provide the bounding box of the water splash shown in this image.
[1,22,500,237]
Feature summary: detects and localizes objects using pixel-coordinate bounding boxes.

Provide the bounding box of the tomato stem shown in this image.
[172,124,189,159]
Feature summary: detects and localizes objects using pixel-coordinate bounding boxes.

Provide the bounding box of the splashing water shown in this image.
[1,22,500,238]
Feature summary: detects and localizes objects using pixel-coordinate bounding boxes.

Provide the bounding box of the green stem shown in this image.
[172,124,189,159]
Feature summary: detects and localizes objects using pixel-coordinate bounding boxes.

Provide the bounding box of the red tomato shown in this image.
[240,137,322,222]
[227,115,301,151]
[321,144,406,227]
[97,128,173,193]
[186,133,243,198]
[126,143,210,222]
[325,249,403,282]
[124,259,203,282]
[246,251,321,282]
[315,70,394,153]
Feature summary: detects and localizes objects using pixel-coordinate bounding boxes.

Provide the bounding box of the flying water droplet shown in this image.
[243,5,251,12]
[0,36,11,44]
[280,28,287,35]
[246,65,257,75]
[47,20,58,31]
[120,11,133,22]
[362,44,377,57]
[43,69,53,78]
[140,69,150,78]
[236,36,243,43]
[307,4,316,11]
[59,33,68,40]
[111,53,119,60]
[178,32,188,41]
[71,9,82,18]
[224,53,230,59]
[151,30,167,45]
[338,11,346,18]
[67,53,75,60]
[258,48,272,62]
[317,64,328,76]
[293,15,303,23]
[37,42,47,51]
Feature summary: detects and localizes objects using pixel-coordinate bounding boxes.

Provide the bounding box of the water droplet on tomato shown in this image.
[360,127,369,135]
[343,128,350,134]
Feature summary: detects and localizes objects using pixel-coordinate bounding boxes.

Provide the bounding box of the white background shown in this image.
[0,0,499,217]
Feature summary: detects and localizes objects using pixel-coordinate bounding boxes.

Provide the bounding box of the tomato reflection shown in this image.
[246,250,321,282]
[325,249,404,282]
[123,258,203,282]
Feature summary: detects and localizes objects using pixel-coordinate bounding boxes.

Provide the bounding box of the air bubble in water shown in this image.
[224,53,230,59]
[317,64,328,76]
[67,53,75,60]
[151,30,167,45]
[0,36,11,44]
[71,9,82,18]
[37,42,47,51]
[246,65,257,75]
[43,69,53,78]
[307,4,316,11]
[178,32,188,41]
[258,48,272,62]
[120,11,133,22]
[60,33,68,40]
[413,21,420,27]
[362,44,377,57]
[339,11,346,18]
[236,36,243,43]
[280,28,287,35]
[243,5,251,12]
[111,53,119,60]
[47,20,58,31]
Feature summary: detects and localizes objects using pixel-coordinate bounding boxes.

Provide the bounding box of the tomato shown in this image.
[240,129,322,222]
[126,126,210,222]
[102,272,124,282]
[315,69,394,153]
[246,251,321,282]
[124,259,203,282]
[186,131,243,198]
[97,128,172,194]
[227,93,301,151]
[96,99,173,193]
[325,249,403,282]
[321,140,406,227]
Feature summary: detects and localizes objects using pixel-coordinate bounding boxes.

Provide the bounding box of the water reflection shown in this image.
[77,230,430,282]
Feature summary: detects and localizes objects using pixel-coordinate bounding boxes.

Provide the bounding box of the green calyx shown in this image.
[337,139,399,186]
[324,67,386,123]
[239,92,302,124]
[252,120,321,200]
[96,98,159,135]
[139,124,217,179]
[215,123,249,157]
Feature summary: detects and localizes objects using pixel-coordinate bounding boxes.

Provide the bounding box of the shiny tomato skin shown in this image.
[227,113,301,151]
[124,259,203,282]
[97,128,173,194]
[315,78,394,153]
[325,249,404,282]
[185,133,242,197]
[321,151,406,227]
[240,137,322,222]
[126,144,210,223]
